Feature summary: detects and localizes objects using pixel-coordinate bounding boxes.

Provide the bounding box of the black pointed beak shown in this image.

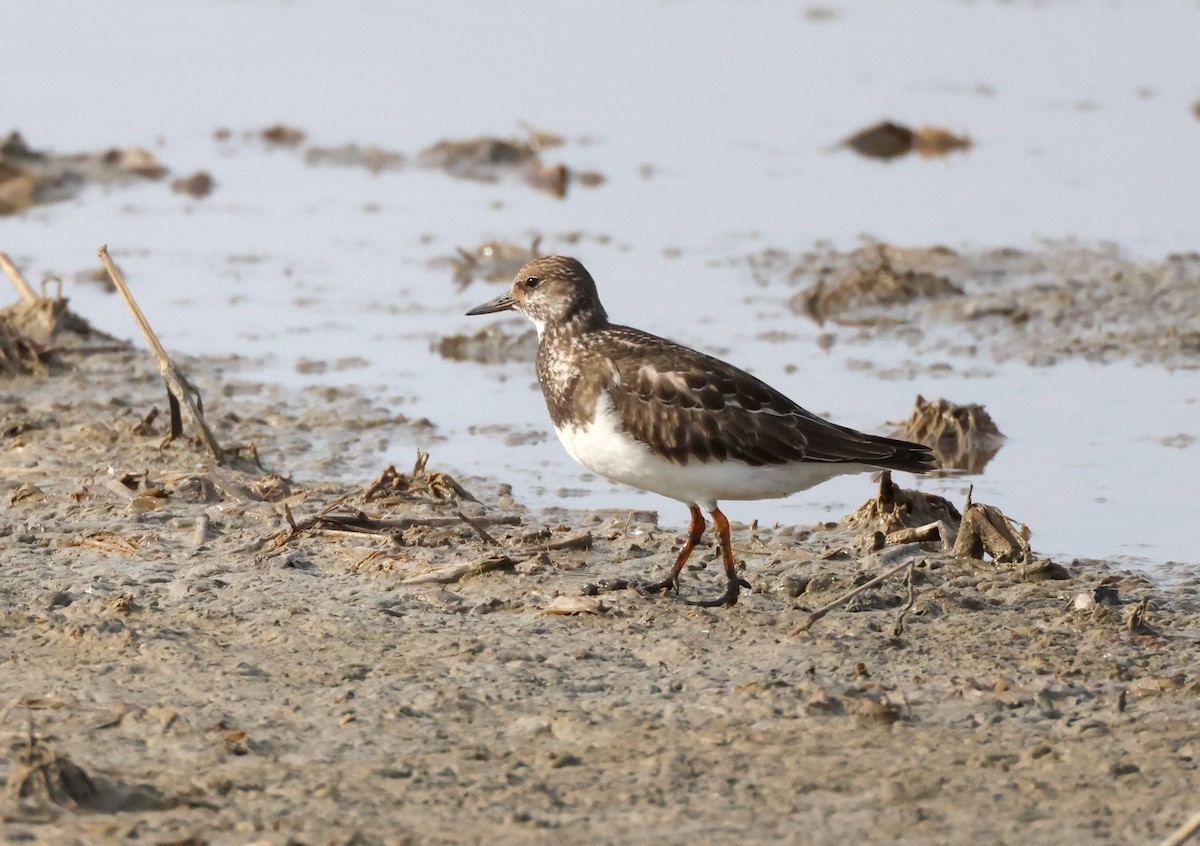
[466,291,518,316]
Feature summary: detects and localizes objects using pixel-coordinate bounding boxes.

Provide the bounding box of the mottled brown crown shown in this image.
[512,256,608,331]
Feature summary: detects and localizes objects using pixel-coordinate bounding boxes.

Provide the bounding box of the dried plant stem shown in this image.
[885,522,942,546]
[457,511,501,546]
[98,245,225,463]
[0,252,39,303]
[790,557,916,636]
[1160,811,1200,846]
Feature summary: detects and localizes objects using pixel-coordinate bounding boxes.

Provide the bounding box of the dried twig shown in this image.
[884,522,942,546]
[99,245,224,462]
[457,511,501,546]
[265,508,521,551]
[1160,811,1200,846]
[0,252,39,304]
[790,557,917,636]
[400,555,515,585]
[319,512,519,534]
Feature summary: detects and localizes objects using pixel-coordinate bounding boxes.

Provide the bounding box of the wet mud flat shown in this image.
[2,265,1200,845]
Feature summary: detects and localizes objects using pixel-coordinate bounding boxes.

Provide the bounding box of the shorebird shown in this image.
[467,256,935,607]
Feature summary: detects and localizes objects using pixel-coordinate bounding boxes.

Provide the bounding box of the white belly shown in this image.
[554,394,868,510]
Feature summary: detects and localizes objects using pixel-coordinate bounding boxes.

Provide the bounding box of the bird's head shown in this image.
[466,255,607,336]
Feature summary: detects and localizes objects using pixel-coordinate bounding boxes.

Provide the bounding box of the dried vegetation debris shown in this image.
[832,471,1037,575]
[0,254,124,376]
[259,123,307,147]
[841,470,961,541]
[780,242,1200,366]
[249,123,407,172]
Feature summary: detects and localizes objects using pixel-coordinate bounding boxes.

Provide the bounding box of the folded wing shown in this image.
[597,327,935,472]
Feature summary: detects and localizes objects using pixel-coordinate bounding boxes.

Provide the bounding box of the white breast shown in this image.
[553,393,867,510]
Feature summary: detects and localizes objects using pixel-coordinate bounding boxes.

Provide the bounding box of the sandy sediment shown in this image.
[2,318,1198,845]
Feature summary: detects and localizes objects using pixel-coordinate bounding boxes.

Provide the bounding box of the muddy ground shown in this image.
[2,251,1199,846]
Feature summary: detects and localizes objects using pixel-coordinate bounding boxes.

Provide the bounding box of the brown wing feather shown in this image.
[593,326,935,472]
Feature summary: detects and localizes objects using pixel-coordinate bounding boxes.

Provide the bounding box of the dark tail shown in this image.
[867,436,938,474]
[802,415,939,473]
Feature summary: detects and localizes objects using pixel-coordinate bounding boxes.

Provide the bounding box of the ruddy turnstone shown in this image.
[467,256,936,607]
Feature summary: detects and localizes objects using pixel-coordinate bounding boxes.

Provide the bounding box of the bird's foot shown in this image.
[641,574,680,595]
[581,578,632,596]
[686,576,752,609]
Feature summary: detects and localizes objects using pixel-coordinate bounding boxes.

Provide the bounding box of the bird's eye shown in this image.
[524,276,540,289]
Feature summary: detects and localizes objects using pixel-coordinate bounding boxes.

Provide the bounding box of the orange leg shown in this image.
[687,507,751,608]
[643,504,705,594]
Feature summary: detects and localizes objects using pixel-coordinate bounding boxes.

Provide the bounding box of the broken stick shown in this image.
[0,252,39,304]
[1159,811,1200,846]
[98,245,225,463]
[790,557,918,636]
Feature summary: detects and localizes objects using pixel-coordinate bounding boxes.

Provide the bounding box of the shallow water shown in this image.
[5,0,1199,566]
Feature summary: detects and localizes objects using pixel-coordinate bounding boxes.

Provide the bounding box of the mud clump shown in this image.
[778,242,1200,367]
[260,123,307,147]
[304,144,406,173]
[952,500,1032,565]
[840,120,972,160]
[841,470,962,540]
[170,170,215,198]
[837,472,1035,570]
[435,323,537,364]
[433,238,543,289]
[0,131,170,215]
[900,394,1005,473]
[792,244,963,324]
[418,129,604,198]
[5,736,98,814]
[238,125,601,194]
